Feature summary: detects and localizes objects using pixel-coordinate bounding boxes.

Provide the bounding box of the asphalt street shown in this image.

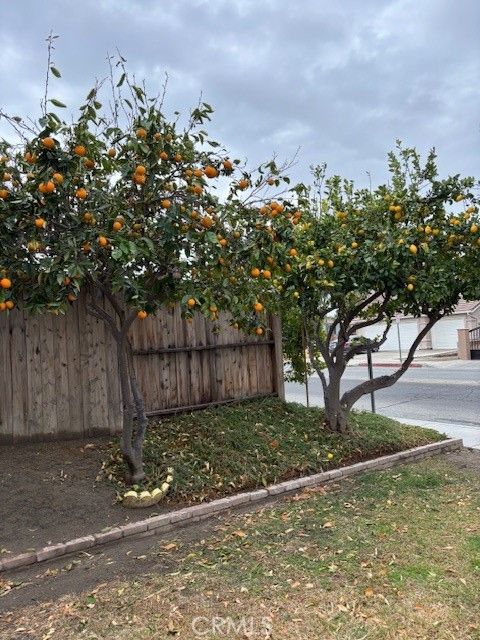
[285,364,480,445]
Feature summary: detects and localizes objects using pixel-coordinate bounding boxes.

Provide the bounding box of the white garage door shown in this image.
[359,319,419,351]
[431,316,463,350]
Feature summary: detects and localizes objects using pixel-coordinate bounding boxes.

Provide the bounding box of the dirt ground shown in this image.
[0,438,169,556]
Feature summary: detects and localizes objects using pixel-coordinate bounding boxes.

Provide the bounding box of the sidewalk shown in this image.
[401,418,480,450]
[347,349,480,369]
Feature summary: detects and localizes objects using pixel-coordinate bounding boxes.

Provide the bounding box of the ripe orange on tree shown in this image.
[5,300,14,310]
[35,217,46,229]
[0,278,12,289]
[137,310,148,320]
[75,187,88,199]
[74,144,86,156]
[187,298,196,308]
[204,165,218,178]
[41,137,55,149]
[38,181,55,194]
[133,173,146,185]
[52,172,63,184]
[136,128,147,139]
[201,216,213,229]
[98,235,108,247]
[0,189,9,199]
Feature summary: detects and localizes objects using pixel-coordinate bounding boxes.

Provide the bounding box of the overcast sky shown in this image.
[1,0,478,188]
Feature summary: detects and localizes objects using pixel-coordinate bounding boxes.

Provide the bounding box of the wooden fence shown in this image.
[0,296,284,443]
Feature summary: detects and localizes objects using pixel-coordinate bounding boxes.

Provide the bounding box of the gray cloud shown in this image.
[1,0,478,187]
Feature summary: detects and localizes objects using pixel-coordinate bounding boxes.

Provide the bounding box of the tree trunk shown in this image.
[323,365,350,434]
[127,341,148,482]
[86,289,146,483]
[116,331,145,482]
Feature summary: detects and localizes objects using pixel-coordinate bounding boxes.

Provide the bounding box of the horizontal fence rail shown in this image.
[0,294,284,443]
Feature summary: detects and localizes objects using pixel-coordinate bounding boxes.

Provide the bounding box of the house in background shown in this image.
[355,300,480,352]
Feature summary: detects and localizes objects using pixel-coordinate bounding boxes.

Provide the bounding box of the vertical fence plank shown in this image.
[25,312,43,438]
[173,306,191,409]
[52,312,71,437]
[40,314,58,438]
[185,312,202,406]
[65,302,86,437]
[8,311,27,441]
[0,313,13,441]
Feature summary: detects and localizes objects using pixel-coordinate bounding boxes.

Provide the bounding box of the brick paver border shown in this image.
[0,438,462,573]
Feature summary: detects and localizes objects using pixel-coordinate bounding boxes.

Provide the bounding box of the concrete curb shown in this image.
[352,362,423,368]
[0,438,462,573]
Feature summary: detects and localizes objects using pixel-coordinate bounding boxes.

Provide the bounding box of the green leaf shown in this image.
[133,86,145,103]
[205,232,218,244]
[117,73,126,88]
[50,66,61,78]
[50,99,67,108]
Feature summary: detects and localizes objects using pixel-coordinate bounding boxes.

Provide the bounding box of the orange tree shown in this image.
[0,59,288,481]
[227,145,478,432]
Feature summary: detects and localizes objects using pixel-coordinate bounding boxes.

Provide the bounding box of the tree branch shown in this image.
[340,314,441,411]
[345,318,392,362]
[306,335,328,394]
[344,291,382,327]
[86,300,120,340]
[347,293,391,336]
